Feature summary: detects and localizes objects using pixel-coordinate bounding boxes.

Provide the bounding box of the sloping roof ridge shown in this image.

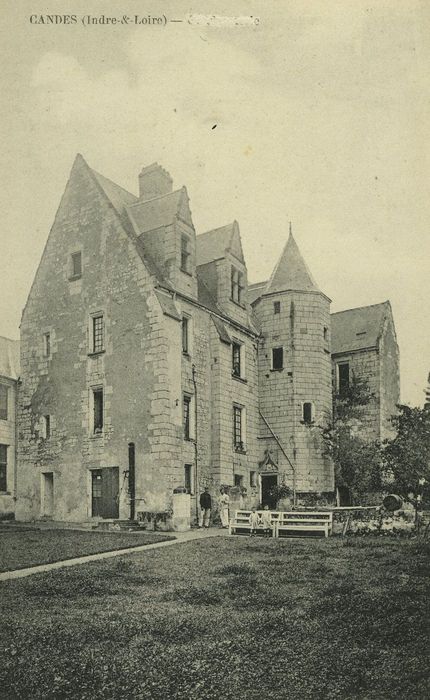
[197,221,235,238]
[248,280,268,289]
[90,166,138,203]
[128,186,184,208]
[331,300,390,316]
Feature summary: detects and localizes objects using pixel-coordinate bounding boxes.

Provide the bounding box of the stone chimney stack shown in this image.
[138,163,173,201]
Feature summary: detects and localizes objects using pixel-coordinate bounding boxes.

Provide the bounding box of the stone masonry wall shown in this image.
[16,158,179,521]
[0,379,17,516]
[332,348,381,442]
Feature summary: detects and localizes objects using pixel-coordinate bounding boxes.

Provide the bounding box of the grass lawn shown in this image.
[1,536,429,700]
[0,529,174,572]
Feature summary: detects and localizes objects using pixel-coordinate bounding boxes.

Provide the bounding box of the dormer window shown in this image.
[231,267,244,304]
[181,235,191,273]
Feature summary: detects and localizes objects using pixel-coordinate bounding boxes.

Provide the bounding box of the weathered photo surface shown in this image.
[0,2,429,699]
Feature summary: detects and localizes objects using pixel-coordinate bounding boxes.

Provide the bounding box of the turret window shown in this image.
[302,402,314,424]
[271,347,284,371]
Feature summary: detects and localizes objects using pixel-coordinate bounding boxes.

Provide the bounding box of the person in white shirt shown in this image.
[219,488,230,528]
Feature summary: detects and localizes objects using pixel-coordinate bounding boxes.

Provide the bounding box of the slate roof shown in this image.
[266,232,320,295]
[196,223,236,266]
[91,167,138,215]
[248,281,267,305]
[331,301,391,354]
[127,189,184,234]
[81,156,256,333]
[0,337,20,380]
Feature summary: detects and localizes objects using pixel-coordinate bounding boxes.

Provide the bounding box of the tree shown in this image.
[322,374,383,503]
[381,404,430,518]
[424,372,430,411]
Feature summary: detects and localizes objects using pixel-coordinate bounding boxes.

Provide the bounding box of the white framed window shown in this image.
[232,340,245,379]
[231,267,244,304]
[183,393,195,441]
[89,312,104,354]
[233,403,247,452]
[182,314,193,355]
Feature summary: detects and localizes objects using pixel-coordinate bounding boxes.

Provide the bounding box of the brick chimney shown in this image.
[138,163,173,201]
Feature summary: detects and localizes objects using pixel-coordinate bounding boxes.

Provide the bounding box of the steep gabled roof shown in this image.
[331,301,392,354]
[0,336,20,380]
[127,189,184,235]
[265,231,320,295]
[196,221,244,266]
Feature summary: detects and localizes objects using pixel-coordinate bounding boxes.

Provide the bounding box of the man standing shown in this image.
[199,487,212,528]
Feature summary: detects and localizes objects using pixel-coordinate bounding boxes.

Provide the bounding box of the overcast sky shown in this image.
[0,0,429,406]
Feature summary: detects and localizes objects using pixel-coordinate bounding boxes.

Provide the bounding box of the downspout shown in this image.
[259,409,296,505]
[192,364,198,523]
[14,378,21,507]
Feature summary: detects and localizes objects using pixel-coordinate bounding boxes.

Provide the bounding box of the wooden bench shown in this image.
[277,511,333,538]
[229,510,280,537]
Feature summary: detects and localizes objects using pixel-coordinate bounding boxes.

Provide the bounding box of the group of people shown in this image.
[198,487,272,536]
[198,487,229,528]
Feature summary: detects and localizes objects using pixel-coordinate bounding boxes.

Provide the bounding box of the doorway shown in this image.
[91,467,119,519]
[261,474,278,509]
[41,472,54,518]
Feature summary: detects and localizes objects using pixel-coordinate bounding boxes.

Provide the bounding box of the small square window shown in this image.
[272,347,284,371]
[70,251,82,279]
[0,385,8,421]
[274,301,281,314]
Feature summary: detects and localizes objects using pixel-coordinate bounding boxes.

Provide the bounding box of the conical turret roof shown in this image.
[265,228,320,294]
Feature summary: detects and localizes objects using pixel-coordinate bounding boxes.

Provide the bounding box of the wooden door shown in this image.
[261,474,278,509]
[92,468,119,519]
